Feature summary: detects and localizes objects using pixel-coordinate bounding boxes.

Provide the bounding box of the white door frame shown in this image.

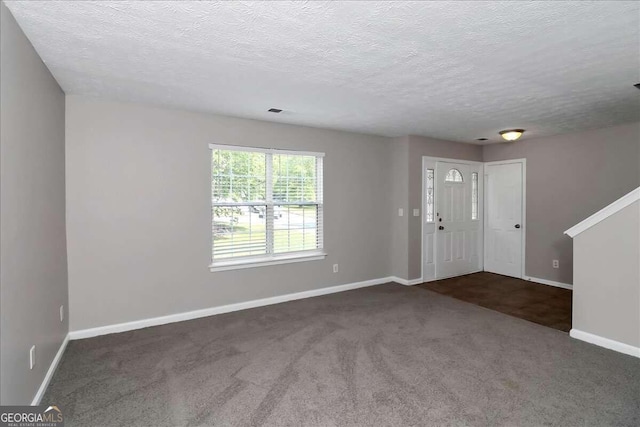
[421,156,484,283]
[483,158,527,279]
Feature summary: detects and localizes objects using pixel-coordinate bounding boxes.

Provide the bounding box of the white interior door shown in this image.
[484,161,524,278]
[435,161,482,279]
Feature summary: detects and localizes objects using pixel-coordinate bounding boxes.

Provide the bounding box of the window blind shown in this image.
[210,144,324,264]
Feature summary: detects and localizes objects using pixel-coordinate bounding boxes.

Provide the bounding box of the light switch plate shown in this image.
[398,208,404,217]
[413,209,420,217]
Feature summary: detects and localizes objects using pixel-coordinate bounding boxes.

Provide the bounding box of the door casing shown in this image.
[421,156,484,282]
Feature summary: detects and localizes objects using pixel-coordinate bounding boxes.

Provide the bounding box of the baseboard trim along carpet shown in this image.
[69,277,394,340]
[524,276,573,290]
[31,333,69,405]
[389,276,423,286]
[570,329,640,358]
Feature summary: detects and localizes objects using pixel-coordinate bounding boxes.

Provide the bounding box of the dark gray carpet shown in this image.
[44,283,639,426]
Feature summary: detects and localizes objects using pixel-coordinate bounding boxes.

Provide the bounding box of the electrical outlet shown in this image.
[552,260,559,269]
[413,209,420,217]
[333,264,339,273]
[398,208,404,217]
[29,345,36,370]
[60,305,64,322]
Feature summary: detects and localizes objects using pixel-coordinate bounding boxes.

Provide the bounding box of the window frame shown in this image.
[425,168,435,223]
[471,172,479,220]
[209,144,326,272]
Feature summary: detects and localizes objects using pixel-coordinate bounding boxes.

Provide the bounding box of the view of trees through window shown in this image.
[211,148,322,260]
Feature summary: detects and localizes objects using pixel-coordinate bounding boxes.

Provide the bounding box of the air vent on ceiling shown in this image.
[268,108,283,113]
[476,138,488,141]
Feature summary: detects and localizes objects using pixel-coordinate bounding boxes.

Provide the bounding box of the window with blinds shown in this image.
[209,144,325,270]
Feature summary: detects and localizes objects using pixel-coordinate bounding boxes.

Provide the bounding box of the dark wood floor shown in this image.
[417,272,572,332]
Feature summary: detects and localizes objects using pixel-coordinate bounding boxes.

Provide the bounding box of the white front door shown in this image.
[484,161,524,278]
[435,161,482,279]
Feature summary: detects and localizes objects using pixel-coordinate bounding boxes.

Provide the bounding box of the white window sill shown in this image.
[209,251,327,272]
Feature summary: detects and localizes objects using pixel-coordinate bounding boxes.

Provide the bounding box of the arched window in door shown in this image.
[445,168,463,182]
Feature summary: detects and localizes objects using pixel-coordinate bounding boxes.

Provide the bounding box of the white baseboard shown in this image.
[524,276,573,290]
[31,333,69,405]
[570,329,640,358]
[390,276,423,286]
[69,277,394,340]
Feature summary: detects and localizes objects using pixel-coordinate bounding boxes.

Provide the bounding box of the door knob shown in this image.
[515,224,521,229]
[439,226,445,230]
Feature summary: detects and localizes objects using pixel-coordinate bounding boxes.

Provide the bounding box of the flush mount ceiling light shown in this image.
[634,83,640,90]
[499,129,525,141]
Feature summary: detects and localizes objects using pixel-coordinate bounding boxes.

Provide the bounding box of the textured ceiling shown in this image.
[5,1,640,143]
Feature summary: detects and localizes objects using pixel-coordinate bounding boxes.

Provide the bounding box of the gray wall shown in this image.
[573,200,639,347]
[483,123,640,284]
[65,96,393,331]
[0,3,69,405]
[390,136,409,279]
[6,7,636,356]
